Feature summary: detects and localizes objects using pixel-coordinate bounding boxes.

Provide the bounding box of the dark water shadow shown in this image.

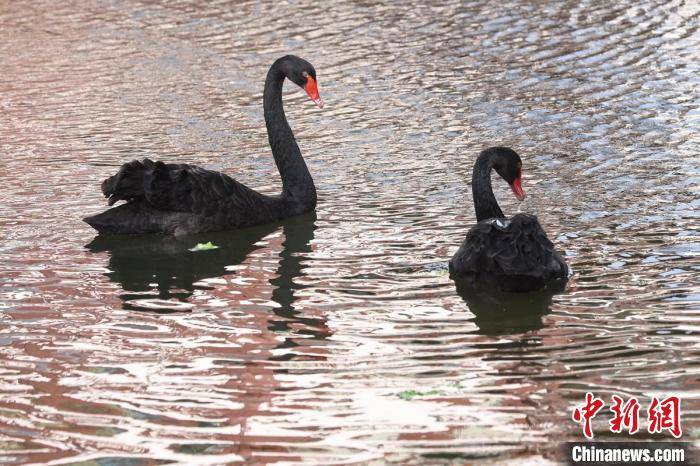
[270,215,316,318]
[453,278,566,335]
[267,215,332,351]
[86,212,317,312]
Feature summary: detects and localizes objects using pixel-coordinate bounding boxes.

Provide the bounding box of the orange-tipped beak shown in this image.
[511,176,526,201]
[304,76,324,108]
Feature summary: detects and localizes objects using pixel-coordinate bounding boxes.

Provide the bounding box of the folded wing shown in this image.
[450,213,567,291]
[101,158,265,217]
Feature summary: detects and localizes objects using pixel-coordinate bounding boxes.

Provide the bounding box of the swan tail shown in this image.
[83,202,178,235]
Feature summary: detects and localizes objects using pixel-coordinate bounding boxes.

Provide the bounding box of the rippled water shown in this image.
[1,0,699,464]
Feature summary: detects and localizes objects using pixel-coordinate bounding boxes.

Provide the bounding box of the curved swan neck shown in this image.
[472,151,504,221]
[263,60,316,208]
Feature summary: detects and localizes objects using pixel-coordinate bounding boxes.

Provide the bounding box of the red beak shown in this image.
[304,76,324,109]
[510,176,526,201]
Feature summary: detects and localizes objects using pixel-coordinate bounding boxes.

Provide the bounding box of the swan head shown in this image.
[490,147,526,201]
[279,55,324,109]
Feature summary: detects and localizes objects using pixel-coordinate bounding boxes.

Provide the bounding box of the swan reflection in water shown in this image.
[86,213,317,313]
[453,277,566,335]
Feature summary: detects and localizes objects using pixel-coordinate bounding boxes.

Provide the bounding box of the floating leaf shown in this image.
[189,241,219,252]
[398,389,443,400]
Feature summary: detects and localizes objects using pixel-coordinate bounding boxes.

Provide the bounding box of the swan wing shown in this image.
[451,214,567,280]
[101,159,264,216]
[491,214,557,275]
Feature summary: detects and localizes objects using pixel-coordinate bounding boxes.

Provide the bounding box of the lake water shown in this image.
[1,0,699,464]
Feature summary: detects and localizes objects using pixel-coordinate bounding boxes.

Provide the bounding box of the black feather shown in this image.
[450,214,568,292]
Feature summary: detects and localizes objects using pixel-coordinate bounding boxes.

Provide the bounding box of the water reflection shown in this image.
[454,278,565,335]
[268,215,325,335]
[86,213,317,313]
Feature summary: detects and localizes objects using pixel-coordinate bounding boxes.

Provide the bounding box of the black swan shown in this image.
[449,147,568,292]
[84,55,323,235]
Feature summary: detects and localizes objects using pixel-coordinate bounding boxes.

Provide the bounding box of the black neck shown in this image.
[472,151,504,221]
[263,60,316,208]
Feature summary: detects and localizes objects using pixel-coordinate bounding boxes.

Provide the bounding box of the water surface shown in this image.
[1,0,699,464]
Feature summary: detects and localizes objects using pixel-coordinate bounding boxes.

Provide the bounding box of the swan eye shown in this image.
[302,71,309,79]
